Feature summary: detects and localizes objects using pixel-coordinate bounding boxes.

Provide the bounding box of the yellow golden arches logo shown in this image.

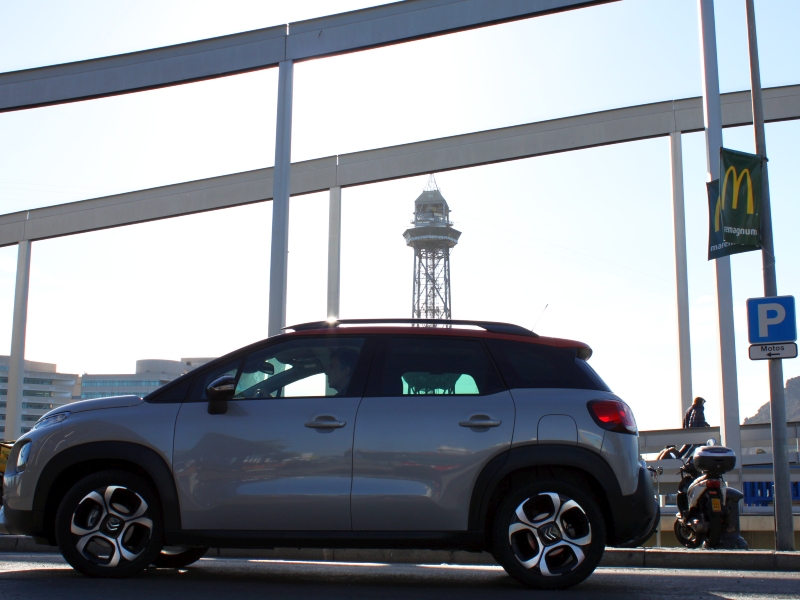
[721,165,754,215]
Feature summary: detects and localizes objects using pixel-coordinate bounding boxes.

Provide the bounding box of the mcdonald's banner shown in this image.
[719,147,762,246]
[708,179,759,260]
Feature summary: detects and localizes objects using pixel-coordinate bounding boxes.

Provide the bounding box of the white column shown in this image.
[268,60,294,338]
[327,186,342,321]
[698,0,741,458]
[5,241,31,442]
[669,132,693,422]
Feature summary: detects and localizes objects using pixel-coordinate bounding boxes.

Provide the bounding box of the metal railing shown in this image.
[640,422,800,501]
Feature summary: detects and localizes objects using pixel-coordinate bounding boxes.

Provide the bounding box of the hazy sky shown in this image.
[0,0,798,431]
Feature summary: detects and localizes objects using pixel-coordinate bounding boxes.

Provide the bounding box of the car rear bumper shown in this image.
[610,465,660,547]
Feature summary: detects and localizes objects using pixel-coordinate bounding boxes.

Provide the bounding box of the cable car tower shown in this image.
[403,175,461,320]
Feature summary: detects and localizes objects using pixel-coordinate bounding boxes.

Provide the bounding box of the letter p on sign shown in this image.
[757,303,785,337]
[747,296,797,344]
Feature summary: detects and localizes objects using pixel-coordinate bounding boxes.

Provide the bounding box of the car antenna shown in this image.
[532,304,548,332]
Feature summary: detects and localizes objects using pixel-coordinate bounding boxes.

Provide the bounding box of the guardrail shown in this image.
[640,422,800,498]
[640,422,800,466]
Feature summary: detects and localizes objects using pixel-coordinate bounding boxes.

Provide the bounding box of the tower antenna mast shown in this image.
[404,174,461,321]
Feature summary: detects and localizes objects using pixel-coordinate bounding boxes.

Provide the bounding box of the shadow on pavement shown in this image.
[0,557,799,599]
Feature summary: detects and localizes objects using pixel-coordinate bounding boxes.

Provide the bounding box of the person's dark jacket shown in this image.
[683,404,709,428]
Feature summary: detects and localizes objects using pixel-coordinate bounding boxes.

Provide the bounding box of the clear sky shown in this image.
[0,0,798,431]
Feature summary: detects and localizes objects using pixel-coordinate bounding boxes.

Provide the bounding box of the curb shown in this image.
[2,536,799,571]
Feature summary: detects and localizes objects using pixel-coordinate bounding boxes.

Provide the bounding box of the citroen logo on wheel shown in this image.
[539,523,562,545]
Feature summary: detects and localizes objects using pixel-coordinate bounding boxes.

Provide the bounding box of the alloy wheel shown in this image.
[70,485,154,568]
[507,492,592,577]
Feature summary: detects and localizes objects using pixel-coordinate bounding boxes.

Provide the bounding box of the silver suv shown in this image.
[0,319,657,589]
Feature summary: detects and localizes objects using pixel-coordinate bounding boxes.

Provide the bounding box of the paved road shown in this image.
[1,553,800,600]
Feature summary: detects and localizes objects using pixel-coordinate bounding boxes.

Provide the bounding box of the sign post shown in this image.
[745,0,794,551]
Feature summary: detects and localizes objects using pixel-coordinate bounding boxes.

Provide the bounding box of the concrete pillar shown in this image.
[697,0,742,458]
[669,132,694,423]
[4,241,31,442]
[268,60,294,338]
[327,186,342,321]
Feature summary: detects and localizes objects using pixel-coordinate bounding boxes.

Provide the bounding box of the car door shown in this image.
[351,335,515,531]
[173,336,371,531]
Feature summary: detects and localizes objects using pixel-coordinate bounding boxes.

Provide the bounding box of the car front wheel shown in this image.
[492,479,606,590]
[55,470,164,578]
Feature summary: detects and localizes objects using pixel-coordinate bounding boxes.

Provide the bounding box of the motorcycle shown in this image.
[668,440,748,550]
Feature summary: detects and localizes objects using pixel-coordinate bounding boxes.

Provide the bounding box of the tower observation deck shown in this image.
[403,176,461,320]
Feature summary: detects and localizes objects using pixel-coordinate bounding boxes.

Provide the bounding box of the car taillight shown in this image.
[587,400,638,435]
[705,479,721,489]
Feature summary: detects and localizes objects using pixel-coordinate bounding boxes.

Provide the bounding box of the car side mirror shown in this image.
[207,375,236,414]
[259,362,275,376]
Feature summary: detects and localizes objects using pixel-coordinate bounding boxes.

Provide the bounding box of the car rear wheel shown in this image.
[55,470,164,578]
[492,479,606,590]
[153,546,209,568]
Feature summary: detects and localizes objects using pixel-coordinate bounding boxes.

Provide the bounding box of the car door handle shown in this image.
[305,420,347,429]
[459,419,502,428]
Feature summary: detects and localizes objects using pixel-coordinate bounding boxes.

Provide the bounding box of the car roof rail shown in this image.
[284,318,538,337]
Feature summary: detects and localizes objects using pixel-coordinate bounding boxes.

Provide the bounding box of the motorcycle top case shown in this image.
[693,446,736,474]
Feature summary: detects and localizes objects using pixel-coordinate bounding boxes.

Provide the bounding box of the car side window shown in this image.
[376,337,503,396]
[233,338,366,399]
[486,339,610,391]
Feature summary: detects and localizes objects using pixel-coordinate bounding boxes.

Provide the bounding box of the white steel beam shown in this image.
[4,241,31,442]
[268,61,294,338]
[698,0,741,458]
[0,0,612,113]
[0,85,798,248]
[327,186,342,320]
[669,131,693,423]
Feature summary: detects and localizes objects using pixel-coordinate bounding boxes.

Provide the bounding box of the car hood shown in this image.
[50,395,144,416]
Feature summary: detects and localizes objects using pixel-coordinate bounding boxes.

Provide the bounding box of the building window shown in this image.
[23,390,53,397]
[23,378,54,386]
[82,380,162,387]
[21,414,40,422]
[21,402,56,410]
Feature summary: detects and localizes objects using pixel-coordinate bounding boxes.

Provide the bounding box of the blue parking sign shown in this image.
[747,296,797,344]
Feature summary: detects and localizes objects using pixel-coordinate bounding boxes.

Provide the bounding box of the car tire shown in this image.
[152,546,209,568]
[491,478,606,590]
[55,470,164,578]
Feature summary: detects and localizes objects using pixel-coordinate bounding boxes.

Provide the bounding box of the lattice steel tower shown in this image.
[403,175,461,320]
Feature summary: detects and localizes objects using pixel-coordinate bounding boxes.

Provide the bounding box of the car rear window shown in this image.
[375,337,504,396]
[487,339,610,391]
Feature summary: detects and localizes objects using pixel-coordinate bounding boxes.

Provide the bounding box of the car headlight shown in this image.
[16,441,32,472]
[32,411,70,431]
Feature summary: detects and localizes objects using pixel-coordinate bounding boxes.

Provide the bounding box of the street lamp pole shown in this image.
[744,0,794,552]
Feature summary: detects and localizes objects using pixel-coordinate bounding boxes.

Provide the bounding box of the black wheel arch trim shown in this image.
[468,443,653,546]
[30,441,181,541]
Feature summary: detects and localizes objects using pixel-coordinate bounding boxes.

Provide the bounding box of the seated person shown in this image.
[326,347,359,396]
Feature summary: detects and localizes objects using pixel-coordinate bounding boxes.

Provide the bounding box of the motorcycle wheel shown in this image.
[673,519,702,548]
